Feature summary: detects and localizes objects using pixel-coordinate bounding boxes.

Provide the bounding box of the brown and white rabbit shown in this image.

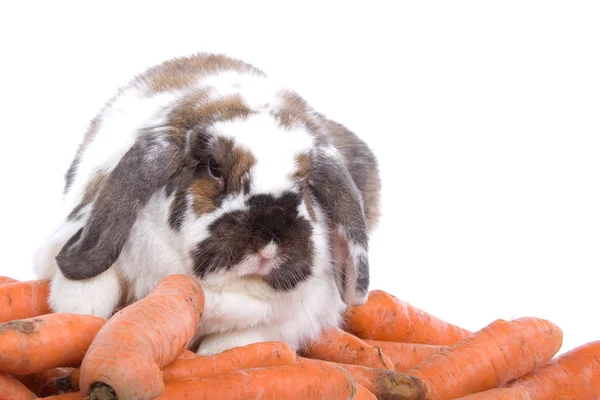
[33,53,381,355]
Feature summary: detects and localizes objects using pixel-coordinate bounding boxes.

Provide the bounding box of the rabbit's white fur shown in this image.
[33,64,347,355]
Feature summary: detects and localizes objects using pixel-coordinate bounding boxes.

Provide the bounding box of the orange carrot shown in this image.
[56,346,201,393]
[157,362,356,400]
[0,280,51,323]
[345,290,471,345]
[163,341,296,382]
[355,383,377,400]
[301,327,394,370]
[14,367,73,397]
[298,357,429,400]
[364,339,446,372]
[0,276,18,285]
[455,388,531,399]
[0,372,37,400]
[79,274,205,400]
[38,393,85,400]
[0,313,105,375]
[506,340,600,400]
[177,349,198,360]
[407,317,563,400]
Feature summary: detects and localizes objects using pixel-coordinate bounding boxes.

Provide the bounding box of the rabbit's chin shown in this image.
[194,272,347,355]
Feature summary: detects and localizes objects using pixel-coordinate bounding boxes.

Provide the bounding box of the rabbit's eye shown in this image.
[208,158,222,179]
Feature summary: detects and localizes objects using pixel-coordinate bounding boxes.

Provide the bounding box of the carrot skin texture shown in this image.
[0,372,37,400]
[356,384,377,400]
[56,345,202,393]
[163,341,296,382]
[301,328,394,370]
[506,340,600,400]
[364,340,446,372]
[157,362,356,400]
[79,274,205,400]
[0,313,105,375]
[176,349,198,360]
[298,357,429,400]
[39,393,85,400]
[0,276,18,285]
[454,388,531,399]
[0,280,51,323]
[345,290,471,345]
[408,317,563,400]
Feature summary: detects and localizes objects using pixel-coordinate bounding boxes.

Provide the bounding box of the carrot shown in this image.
[364,340,446,372]
[14,367,73,397]
[407,317,563,400]
[345,290,471,345]
[0,280,51,323]
[38,393,85,400]
[157,362,356,400]
[0,276,18,285]
[79,274,205,400]
[163,341,296,382]
[55,346,201,393]
[506,340,600,400]
[301,327,394,370]
[0,372,37,400]
[177,349,198,360]
[0,313,105,375]
[356,383,377,400]
[455,388,531,399]
[298,357,429,400]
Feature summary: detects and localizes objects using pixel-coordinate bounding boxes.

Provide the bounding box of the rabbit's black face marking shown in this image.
[191,191,314,291]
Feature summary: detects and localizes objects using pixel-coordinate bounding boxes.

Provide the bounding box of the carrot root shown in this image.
[0,280,51,323]
[163,341,296,382]
[355,383,377,400]
[0,371,37,400]
[364,339,446,372]
[454,388,531,399]
[298,357,429,400]
[506,340,600,400]
[0,313,105,375]
[79,274,205,400]
[408,317,563,400]
[158,362,356,400]
[301,327,394,370]
[345,290,471,345]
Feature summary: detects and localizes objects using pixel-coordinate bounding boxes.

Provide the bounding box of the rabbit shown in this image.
[32,53,381,355]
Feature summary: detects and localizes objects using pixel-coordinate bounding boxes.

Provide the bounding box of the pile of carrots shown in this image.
[1,274,599,400]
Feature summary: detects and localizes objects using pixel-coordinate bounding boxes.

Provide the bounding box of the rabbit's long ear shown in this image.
[309,147,370,306]
[56,130,185,280]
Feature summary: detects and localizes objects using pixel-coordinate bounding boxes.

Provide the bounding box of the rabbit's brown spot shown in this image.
[191,179,219,215]
[292,152,311,181]
[211,137,256,194]
[170,92,253,130]
[293,153,317,220]
[144,53,266,93]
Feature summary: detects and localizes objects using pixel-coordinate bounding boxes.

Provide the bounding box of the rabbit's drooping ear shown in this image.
[309,147,370,306]
[56,130,185,280]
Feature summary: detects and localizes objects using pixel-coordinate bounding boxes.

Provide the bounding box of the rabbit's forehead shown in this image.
[209,113,313,196]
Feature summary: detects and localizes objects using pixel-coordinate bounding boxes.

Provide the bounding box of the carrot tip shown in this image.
[90,382,118,400]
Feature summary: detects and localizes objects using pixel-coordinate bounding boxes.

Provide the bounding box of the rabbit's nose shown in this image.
[259,242,278,260]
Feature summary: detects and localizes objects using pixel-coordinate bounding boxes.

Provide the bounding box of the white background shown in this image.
[1,2,598,355]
